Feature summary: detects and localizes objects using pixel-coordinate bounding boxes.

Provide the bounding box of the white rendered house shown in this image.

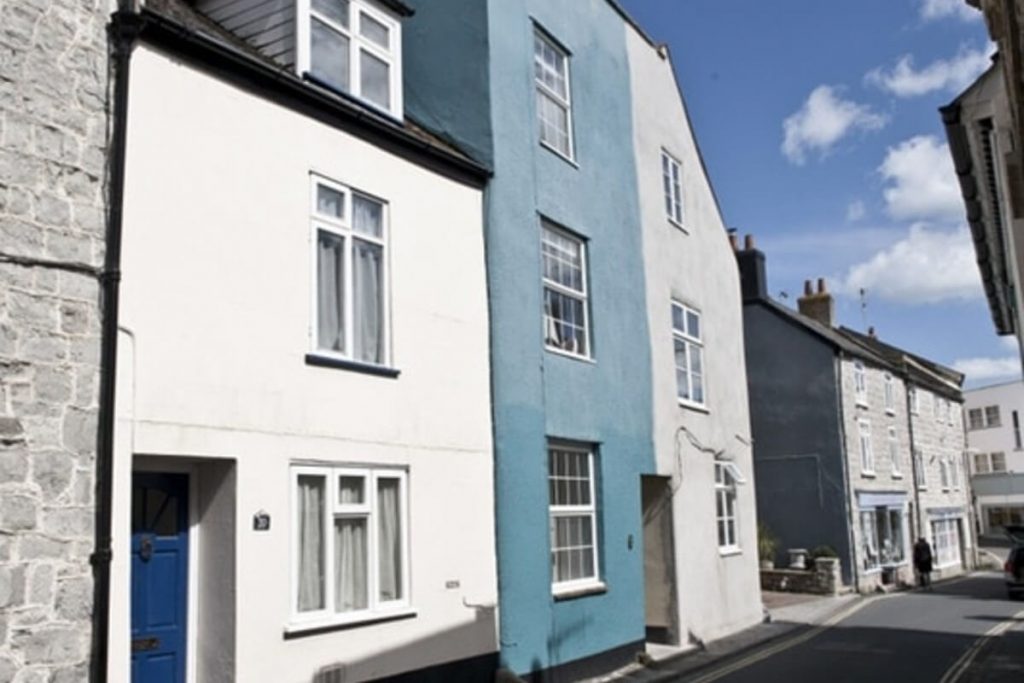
[625,27,762,646]
[965,379,1024,536]
[106,1,497,681]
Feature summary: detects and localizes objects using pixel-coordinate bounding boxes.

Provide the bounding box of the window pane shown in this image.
[338,476,364,504]
[542,227,583,292]
[311,18,350,93]
[544,288,587,356]
[317,231,345,353]
[352,240,384,363]
[297,475,326,612]
[352,194,383,238]
[378,478,403,601]
[360,11,389,49]
[334,517,368,612]
[360,49,391,110]
[537,91,570,156]
[691,372,704,404]
[671,304,685,333]
[313,0,349,27]
[317,184,345,219]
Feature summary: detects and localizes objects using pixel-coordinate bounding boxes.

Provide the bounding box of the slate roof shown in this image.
[753,299,893,368]
[837,326,964,401]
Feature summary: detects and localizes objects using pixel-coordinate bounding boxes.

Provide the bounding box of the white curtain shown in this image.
[352,240,383,363]
[297,476,325,612]
[335,518,368,612]
[377,479,401,601]
[317,232,345,352]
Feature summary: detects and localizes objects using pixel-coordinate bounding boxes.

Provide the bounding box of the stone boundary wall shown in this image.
[760,558,842,596]
[0,0,109,680]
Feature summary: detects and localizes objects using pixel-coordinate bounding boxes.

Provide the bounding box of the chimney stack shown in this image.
[797,277,835,327]
[734,233,767,302]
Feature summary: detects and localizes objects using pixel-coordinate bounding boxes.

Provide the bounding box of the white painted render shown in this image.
[108,44,497,682]
[625,29,762,644]
[965,379,1024,533]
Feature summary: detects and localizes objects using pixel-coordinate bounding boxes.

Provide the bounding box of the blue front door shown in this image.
[131,472,189,683]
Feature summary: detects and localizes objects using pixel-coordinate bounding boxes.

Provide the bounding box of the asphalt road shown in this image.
[672,573,1024,683]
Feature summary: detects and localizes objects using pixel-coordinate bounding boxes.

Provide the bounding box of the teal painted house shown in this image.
[405,0,657,677]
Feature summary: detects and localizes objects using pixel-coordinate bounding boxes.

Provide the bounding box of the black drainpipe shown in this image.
[903,368,923,540]
[90,8,142,682]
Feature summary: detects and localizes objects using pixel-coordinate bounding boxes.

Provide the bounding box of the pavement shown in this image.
[590,572,1024,683]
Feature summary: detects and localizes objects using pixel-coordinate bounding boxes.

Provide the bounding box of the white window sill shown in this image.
[284,607,417,639]
[678,398,709,414]
[861,470,877,478]
[885,408,895,416]
[545,345,595,364]
[552,580,606,601]
[892,472,904,479]
[539,141,579,168]
[855,398,869,408]
[668,217,689,234]
[718,546,742,557]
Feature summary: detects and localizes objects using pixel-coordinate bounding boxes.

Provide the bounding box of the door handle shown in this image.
[140,536,153,562]
[131,637,160,652]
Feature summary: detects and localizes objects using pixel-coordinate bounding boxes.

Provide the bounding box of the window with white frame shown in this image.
[860,506,905,571]
[292,465,408,625]
[991,451,1008,472]
[931,518,961,568]
[939,458,950,490]
[661,150,683,226]
[974,452,991,474]
[304,0,402,116]
[914,449,927,490]
[909,387,919,415]
[888,426,901,476]
[985,404,1001,427]
[967,407,984,430]
[549,443,599,591]
[312,175,389,365]
[858,419,874,475]
[942,399,951,424]
[853,361,867,405]
[672,301,704,406]
[951,457,961,489]
[534,29,573,159]
[715,460,745,552]
[883,373,895,414]
[542,221,590,357]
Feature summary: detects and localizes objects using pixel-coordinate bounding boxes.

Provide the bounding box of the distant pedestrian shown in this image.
[913,537,934,590]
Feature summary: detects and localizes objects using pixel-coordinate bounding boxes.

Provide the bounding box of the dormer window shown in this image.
[302,0,403,117]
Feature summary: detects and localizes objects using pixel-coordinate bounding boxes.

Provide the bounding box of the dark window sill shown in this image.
[283,610,416,639]
[305,354,401,378]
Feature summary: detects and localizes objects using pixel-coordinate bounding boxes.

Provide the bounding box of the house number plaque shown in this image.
[253,510,271,531]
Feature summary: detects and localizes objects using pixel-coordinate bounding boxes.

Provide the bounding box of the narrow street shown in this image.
[674,574,1024,683]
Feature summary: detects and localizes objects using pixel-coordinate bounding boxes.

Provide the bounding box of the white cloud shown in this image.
[878,135,963,221]
[840,224,982,304]
[846,200,866,222]
[781,86,887,165]
[866,45,993,97]
[1001,336,1021,352]
[952,356,1022,382]
[920,0,981,22]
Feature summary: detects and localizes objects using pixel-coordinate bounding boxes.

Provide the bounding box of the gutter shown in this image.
[90,7,143,682]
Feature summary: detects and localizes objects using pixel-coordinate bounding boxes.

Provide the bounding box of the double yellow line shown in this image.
[688,597,877,683]
[938,608,1024,683]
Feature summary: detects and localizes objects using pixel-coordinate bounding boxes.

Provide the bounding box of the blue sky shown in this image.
[620,0,1021,387]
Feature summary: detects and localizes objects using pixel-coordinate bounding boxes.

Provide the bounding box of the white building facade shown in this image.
[626,28,762,644]
[104,3,498,681]
[965,379,1024,536]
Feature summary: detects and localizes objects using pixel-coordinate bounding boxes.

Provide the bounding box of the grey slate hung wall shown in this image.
[0,0,109,679]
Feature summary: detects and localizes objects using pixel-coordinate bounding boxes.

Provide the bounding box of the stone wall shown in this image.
[760,558,843,596]
[0,0,109,679]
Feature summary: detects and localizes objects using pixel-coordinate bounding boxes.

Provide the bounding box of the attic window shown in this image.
[303,0,402,117]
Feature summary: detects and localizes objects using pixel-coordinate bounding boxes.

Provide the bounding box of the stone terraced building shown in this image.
[0,0,110,680]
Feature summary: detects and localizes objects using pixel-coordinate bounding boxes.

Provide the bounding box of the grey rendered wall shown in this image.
[744,306,853,582]
[0,0,109,679]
